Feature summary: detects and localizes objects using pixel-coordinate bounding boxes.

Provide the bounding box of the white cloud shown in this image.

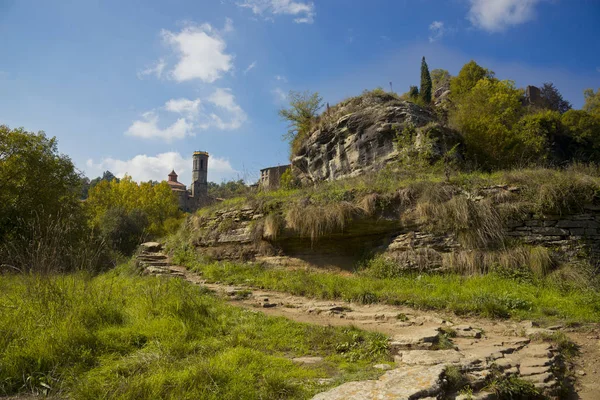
[126,90,246,141]
[125,112,194,142]
[137,58,167,79]
[223,17,235,33]
[272,87,287,103]
[468,0,544,32]
[161,23,234,83]
[165,98,202,118]
[244,61,257,75]
[207,88,247,130]
[86,152,239,184]
[237,0,315,24]
[275,75,287,82]
[429,21,445,43]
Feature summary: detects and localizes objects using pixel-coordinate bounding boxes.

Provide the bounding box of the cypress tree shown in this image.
[420,56,432,104]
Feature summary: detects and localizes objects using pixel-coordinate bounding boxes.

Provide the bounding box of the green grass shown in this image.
[0,268,390,399]
[184,259,600,323]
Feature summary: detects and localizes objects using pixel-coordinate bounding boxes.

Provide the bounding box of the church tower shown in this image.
[191,151,209,198]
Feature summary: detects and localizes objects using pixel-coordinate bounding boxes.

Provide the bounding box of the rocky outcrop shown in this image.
[292,94,461,184]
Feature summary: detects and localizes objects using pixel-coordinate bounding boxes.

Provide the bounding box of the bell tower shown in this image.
[191,151,209,198]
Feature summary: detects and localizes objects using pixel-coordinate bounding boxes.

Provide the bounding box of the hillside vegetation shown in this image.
[2,59,600,399]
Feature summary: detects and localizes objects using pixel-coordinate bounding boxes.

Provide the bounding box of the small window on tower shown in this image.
[200,160,204,169]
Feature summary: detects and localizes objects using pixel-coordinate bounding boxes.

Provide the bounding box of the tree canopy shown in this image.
[450,60,495,99]
[0,125,82,241]
[450,79,546,168]
[278,90,323,155]
[583,88,600,117]
[539,82,572,114]
[85,176,181,239]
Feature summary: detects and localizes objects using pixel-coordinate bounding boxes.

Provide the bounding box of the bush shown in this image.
[451,79,545,169]
[0,211,111,274]
[560,109,600,162]
[279,168,300,190]
[99,208,149,255]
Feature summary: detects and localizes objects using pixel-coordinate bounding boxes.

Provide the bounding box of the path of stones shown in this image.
[138,244,600,400]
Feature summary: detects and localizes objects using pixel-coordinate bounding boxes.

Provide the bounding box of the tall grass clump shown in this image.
[442,246,555,277]
[501,168,600,215]
[0,212,111,274]
[413,195,504,248]
[285,202,360,241]
[0,269,390,399]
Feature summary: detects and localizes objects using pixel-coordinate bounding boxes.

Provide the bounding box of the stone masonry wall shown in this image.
[506,212,600,259]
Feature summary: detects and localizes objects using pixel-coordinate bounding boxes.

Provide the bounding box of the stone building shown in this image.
[259,165,290,191]
[525,85,544,107]
[166,151,211,212]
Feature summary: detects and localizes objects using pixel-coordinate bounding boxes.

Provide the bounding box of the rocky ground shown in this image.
[137,243,600,400]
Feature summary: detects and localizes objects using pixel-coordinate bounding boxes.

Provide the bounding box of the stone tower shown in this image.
[191,151,209,198]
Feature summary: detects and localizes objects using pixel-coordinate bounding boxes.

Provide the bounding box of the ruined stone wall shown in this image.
[505,212,600,259]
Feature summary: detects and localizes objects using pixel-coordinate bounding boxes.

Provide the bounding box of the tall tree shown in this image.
[540,82,572,114]
[583,88,600,117]
[420,57,432,104]
[0,125,82,241]
[450,60,495,99]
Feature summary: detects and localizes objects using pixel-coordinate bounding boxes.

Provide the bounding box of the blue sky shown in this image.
[1,0,599,185]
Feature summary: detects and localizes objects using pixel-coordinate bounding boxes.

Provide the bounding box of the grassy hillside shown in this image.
[0,266,389,399]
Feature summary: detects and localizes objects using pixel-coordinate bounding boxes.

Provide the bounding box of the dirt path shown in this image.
[139,247,600,399]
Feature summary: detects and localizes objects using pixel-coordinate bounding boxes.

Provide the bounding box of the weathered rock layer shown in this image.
[292,94,461,184]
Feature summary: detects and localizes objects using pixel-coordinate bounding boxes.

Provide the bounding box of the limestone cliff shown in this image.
[292,92,461,184]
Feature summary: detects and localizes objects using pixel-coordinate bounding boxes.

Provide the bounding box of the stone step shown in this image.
[137,256,167,261]
[311,364,446,400]
[389,326,441,352]
[140,261,170,267]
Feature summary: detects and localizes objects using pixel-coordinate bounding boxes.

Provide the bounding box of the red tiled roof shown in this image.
[167,180,186,189]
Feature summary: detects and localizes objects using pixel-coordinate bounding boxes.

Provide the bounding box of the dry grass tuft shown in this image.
[263,213,285,240]
[412,196,504,249]
[442,246,555,277]
[358,193,381,216]
[285,201,361,241]
[547,262,596,290]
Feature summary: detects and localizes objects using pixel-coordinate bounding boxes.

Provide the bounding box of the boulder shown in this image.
[292,96,461,184]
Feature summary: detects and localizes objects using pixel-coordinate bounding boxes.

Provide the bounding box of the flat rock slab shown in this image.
[373,364,393,371]
[293,357,324,365]
[312,364,445,400]
[390,326,440,351]
[140,242,162,252]
[396,349,463,366]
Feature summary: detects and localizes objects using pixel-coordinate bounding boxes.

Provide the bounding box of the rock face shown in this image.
[292,94,461,184]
